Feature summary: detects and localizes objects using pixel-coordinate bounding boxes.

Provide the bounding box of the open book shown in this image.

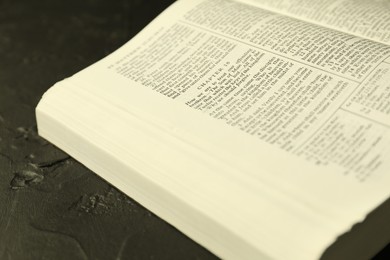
[36,0,390,259]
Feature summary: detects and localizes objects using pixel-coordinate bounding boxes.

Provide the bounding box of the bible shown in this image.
[36,0,390,259]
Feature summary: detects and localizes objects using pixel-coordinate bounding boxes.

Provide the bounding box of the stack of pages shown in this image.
[36,0,390,259]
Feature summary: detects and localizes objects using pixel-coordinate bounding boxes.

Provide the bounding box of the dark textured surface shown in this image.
[0,1,389,259]
[0,1,217,259]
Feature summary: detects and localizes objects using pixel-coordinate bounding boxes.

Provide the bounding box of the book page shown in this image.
[74,0,390,212]
[65,0,390,258]
[240,0,390,45]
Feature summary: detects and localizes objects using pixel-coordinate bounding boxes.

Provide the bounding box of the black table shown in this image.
[0,1,216,259]
[0,1,388,259]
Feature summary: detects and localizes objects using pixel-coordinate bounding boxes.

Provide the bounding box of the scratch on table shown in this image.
[115,234,131,260]
[35,156,71,169]
[30,223,89,260]
[4,192,19,233]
